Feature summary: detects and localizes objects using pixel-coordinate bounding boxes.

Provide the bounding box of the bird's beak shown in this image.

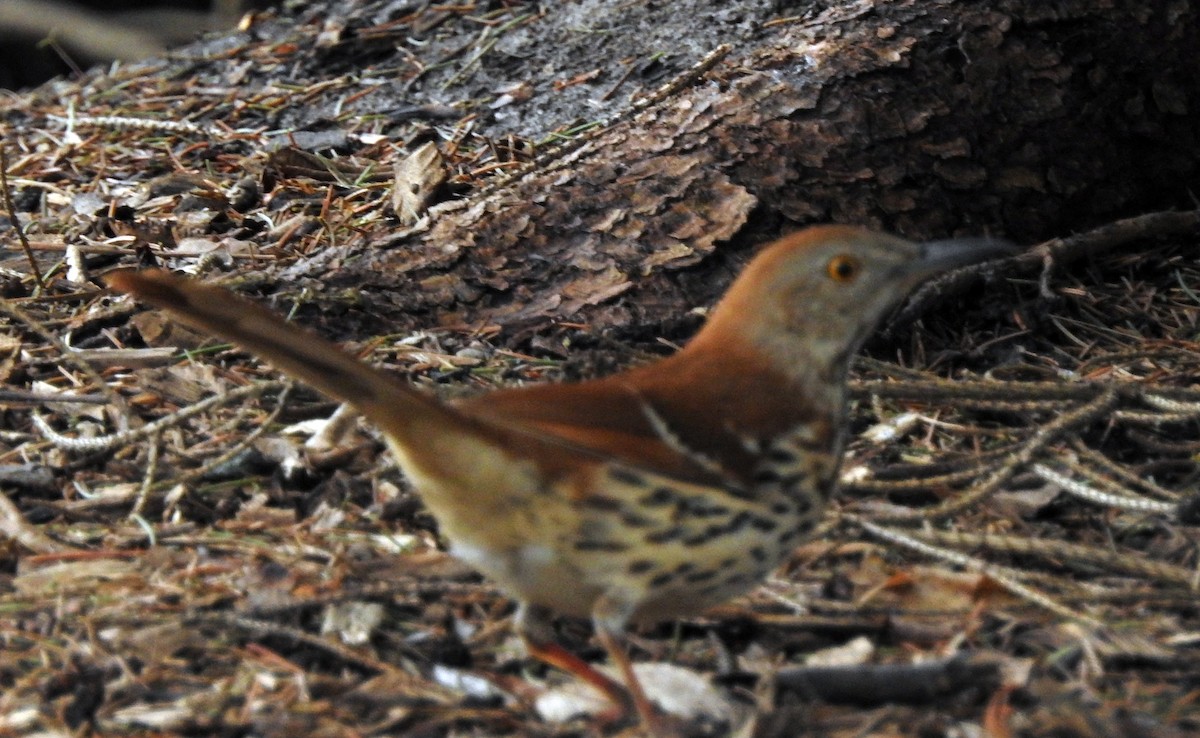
[911,236,1017,277]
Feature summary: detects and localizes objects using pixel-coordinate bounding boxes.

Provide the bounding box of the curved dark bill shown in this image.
[916,236,1018,273]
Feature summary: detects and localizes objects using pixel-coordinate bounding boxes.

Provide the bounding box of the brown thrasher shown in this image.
[106,226,1009,733]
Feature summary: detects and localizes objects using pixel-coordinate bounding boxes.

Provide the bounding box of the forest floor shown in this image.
[1,2,1198,736]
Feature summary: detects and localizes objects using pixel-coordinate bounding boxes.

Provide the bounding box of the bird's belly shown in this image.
[449,525,789,624]
[449,539,604,618]
[401,460,610,618]
[401,445,817,625]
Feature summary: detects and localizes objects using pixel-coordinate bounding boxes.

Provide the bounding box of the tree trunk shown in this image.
[310,0,1200,340]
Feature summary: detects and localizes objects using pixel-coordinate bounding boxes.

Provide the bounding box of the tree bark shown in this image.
[304,0,1200,340]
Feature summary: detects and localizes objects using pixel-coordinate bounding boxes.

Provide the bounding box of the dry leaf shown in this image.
[392,141,448,225]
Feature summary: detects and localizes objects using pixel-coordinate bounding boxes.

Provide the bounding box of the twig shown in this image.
[0,140,45,290]
[128,428,161,522]
[910,528,1198,590]
[0,489,69,553]
[0,389,110,404]
[874,388,1121,522]
[0,295,126,417]
[165,382,295,489]
[852,516,1103,627]
[33,381,286,453]
[1031,463,1176,515]
[893,209,1200,327]
[183,612,443,684]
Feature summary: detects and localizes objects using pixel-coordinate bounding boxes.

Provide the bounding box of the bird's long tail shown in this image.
[104,269,456,437]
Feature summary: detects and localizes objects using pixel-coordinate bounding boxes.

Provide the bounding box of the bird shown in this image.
[105,226,1011,735]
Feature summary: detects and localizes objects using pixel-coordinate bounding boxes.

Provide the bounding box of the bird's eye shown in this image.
[826,254,861,282]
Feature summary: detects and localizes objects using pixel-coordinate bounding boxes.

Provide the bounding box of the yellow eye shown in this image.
[826,254,861,282]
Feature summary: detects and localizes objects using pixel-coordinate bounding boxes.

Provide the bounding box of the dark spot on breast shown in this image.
[621,511,657,527]
[718,484,759,501]
[683,530,715,546]
[725,510,752,530]
[749,547,767,562]
[750,516,777,533]
[640,487,677,506]
[645,527,684,544]
[684,569,718,583]
[766,446,798,464]
[649,571,677,587]
[609,467,647,486]
[609,470,648,487]
[770,501,792,515]
[682,511,755,546]
[628,559,656,574]
[780,472,809,489]
[574,540,628,552]
[581,495,623,511]
[753,467,783,484]
[723,573,749,587]
[678,496,730,518]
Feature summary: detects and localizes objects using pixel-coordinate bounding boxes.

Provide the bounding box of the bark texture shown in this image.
[316,0,1200,339]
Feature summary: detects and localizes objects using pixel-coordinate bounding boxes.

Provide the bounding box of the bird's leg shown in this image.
[592,622,661,728]
[518,600,681,736]
[516,603,633,712]
[593,594,676,736]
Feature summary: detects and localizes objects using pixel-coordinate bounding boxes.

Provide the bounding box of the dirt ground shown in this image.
[1,2,1198,736]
